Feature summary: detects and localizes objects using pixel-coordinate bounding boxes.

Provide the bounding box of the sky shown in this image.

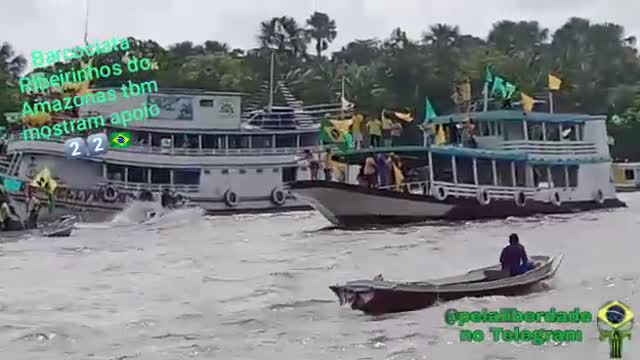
[2,0,640,70]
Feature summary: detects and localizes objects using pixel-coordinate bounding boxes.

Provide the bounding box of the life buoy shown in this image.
[102,185,118,203]
[593,189,605,204]
[477,188,491,205]
[433,186,448,201]
[271,187,286,206]
[550,191,562,207]
[224,189,239,207]
[514,191,526,207]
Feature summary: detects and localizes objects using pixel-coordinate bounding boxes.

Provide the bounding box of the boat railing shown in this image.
[378,180,537,200]
[501,140,597,155]
[97,181,200,194]
[8,133,323,156]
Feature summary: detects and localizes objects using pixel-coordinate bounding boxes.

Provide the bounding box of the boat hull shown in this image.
[330,255,562,315]
[289,181,626,227]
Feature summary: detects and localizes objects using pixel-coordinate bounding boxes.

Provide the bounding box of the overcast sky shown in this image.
[2,0,639,69]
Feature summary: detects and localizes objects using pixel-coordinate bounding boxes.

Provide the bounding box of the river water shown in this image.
[1,193,639,360]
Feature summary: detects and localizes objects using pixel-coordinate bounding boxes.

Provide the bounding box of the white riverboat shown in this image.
[0,88,346,221]
[289,110,626,227]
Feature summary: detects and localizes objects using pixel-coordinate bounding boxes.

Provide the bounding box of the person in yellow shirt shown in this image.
[382,115,393,147]
[351,114,363,149]
[366,118,382,147]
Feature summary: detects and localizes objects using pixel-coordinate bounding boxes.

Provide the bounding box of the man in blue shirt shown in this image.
[500,233,534,276]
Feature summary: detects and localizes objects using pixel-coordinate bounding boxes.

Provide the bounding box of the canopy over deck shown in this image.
[430,110,604,125]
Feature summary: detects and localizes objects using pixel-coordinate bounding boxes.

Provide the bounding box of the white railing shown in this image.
[378,180,537,200]
[97,180,200,194]
[501,140,597,155]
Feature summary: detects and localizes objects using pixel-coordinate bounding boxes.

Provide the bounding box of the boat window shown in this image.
[151,168,170,184]
[532,166,549,187]
[204,169,211,174]
[300,133,319,147]
[488,121,496,136]
[106,164,125,181]
[455,157,474,184]
[551,166,567,187]
[561,124,577,141]
[275,134,297,148]
[256,169,263,174]
[576,124,584,141]
[228,135,249,149]
[503,122,525,141]
[496,122,502,136]
[495,161,512,187]
[282,167,297,183]
[514,162,526,187]
[625,169,635,180]
[251,135,273,148]
[480,122,490,136]
[568,166,578,187]
[432,154,454,182]
[476,158,494,185]
[199,99,214,107]
[174,134,199,149]
[273,168,279,173]
[239,169,247,174]
[131,131,148,145]
[545,123,560,141]
[202,135,221,149]
[174,169,200,185]
[527,122,544,141]
[221,169,229,174]
[127,166,147,183]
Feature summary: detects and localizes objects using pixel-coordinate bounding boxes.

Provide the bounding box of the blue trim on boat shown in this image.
[430,110,603,124]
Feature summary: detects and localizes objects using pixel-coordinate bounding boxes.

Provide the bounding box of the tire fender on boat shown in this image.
[477,188,491,205]
[224,189,239,207]
[102,185,118,203]
[77,191,85,202]
[550,191,562,207]
[433,185,448,201]
[270,187,286,206]
[67,190,76,201]
[514,191,527,207]
[593,189,605,204]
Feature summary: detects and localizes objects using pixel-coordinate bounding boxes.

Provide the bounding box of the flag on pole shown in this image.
[520,92,535,112]
[341,95,354,111]
[435,125,446,145]
[548,74,562,90]
[485,65,494,84]
[424,97,437,123]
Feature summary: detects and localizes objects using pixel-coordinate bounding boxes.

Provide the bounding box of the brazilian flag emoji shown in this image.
[109,132,132,149]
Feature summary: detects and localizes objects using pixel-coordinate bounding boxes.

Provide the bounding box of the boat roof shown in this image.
[93,87,247,97]
[335,145,610,165]
[430,110,604,124]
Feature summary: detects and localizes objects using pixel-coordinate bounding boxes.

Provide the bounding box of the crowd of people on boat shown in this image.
[0,185,41,231]
[422,118,478,148]
[349,114,404,149]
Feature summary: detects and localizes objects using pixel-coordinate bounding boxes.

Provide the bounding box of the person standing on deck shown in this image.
[351,114,364,149]
[382,114,393,147]
[25,186,41,229]
[363,153,377,187]
[390,121,403,146]
[376,153,390,187]
[447,119,460,145]
[367,118,382,147]
[322,148,333,181]
[500,233,534,276]
[304,149,320,180]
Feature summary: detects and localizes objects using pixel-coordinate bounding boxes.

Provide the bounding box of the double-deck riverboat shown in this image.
[0,88,347,220]
[289,110,626,227]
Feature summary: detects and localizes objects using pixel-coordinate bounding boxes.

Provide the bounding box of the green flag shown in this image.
[505,82,517,99]
[484,65,494,84]
[424,97,437,123]
[491,76,506,97]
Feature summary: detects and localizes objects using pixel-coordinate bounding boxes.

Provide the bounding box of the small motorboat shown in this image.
[329,255,563,315]
[40,215,78,237]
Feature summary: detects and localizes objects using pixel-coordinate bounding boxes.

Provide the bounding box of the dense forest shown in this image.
[1,13,640,159]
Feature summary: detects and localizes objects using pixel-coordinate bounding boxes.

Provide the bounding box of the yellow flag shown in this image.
[435,125,446,145]
[393,164,405,188]
[30,168,57,195]
[394,112,414,122]
[548,74,562,91]
[329,119,353,133]
[520,92,535,112]
[461,81,471,101]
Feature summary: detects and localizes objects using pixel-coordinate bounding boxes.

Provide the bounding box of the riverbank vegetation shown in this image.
[2,14,640,159]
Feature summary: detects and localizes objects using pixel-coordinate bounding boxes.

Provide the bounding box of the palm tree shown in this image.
[258,16,307,58]
[422,24,460,49]
[305,12,337,57]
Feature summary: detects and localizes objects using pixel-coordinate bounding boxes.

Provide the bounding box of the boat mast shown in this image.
[268,51,275,112]
[83,0,89,45]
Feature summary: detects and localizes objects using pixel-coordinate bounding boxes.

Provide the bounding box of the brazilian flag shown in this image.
[110,132,132,149]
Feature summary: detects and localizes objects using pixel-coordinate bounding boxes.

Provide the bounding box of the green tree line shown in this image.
[2,13,640,159]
